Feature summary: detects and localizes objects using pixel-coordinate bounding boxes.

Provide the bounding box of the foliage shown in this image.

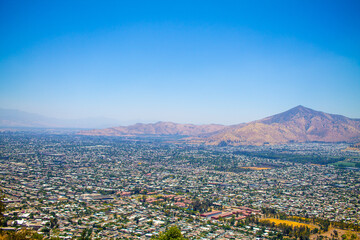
[340,232,359,240]
[260,207,360,232]
[152,226,186,240]
[191,199,211,213]
[78,228,93,240]
[132,187,141,195]
[0,229,44,240]
[233,151,345,165]
[261,218,317,229]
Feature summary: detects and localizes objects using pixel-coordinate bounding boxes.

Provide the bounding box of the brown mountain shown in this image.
[78,106,360,145]
[205,105,360,145]
[78,121,226,136]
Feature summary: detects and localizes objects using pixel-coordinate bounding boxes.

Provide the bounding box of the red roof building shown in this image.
[211,212,233,219]
[200,211,222,218]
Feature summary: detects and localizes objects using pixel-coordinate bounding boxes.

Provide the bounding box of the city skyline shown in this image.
[1,1,360,125]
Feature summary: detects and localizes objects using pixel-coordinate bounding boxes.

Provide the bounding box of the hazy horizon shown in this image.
[1,1,360,125]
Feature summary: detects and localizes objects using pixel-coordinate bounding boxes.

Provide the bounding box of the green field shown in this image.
[332,160,360,168]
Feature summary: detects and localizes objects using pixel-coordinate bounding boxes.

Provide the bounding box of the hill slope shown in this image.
[78,121,226,136]
[205,106,360,145]
[78,106,360,145]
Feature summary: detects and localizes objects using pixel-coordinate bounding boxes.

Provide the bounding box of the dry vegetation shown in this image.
[261,218,317,229]
[310,228,360,240]
[240,166,271,170]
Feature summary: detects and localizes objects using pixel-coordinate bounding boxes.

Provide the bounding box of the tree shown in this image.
[152,226,186,240]
[79,228,93,240]
[133,187,141,195]
[50,217,58,229]
[1,228,44,240]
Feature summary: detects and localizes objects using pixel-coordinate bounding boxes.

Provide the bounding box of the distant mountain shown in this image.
[78,121,226,136]
[205,105,360,145]
[6,106,359,145]
[77,106,360,145]
[0,109,54,128]
[0,109,120,129]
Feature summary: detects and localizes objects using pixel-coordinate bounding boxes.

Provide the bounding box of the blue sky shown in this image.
[0,0,359,124]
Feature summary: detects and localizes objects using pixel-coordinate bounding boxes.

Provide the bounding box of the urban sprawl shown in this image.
[0,131,359,239]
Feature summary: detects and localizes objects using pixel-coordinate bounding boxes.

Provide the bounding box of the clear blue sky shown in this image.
[1,0,359,124]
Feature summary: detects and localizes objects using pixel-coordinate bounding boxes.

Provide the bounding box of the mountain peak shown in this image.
[259,105,319,124]
[75,105,360,145]
[206,106,360,145]
[293,105,307,110]
[290,105,315,113]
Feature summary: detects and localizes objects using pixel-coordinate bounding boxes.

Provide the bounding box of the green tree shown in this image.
[50,217,58,229]
[152,226,186,240]
[133,187,141,195]
[79,228,93,240]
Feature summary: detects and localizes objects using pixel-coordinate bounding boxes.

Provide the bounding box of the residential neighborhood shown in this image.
[0,131,359,239]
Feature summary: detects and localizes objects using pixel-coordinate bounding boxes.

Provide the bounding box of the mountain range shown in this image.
[78,106,360,145]
[0,108,120,129]
[78,121,227,137]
